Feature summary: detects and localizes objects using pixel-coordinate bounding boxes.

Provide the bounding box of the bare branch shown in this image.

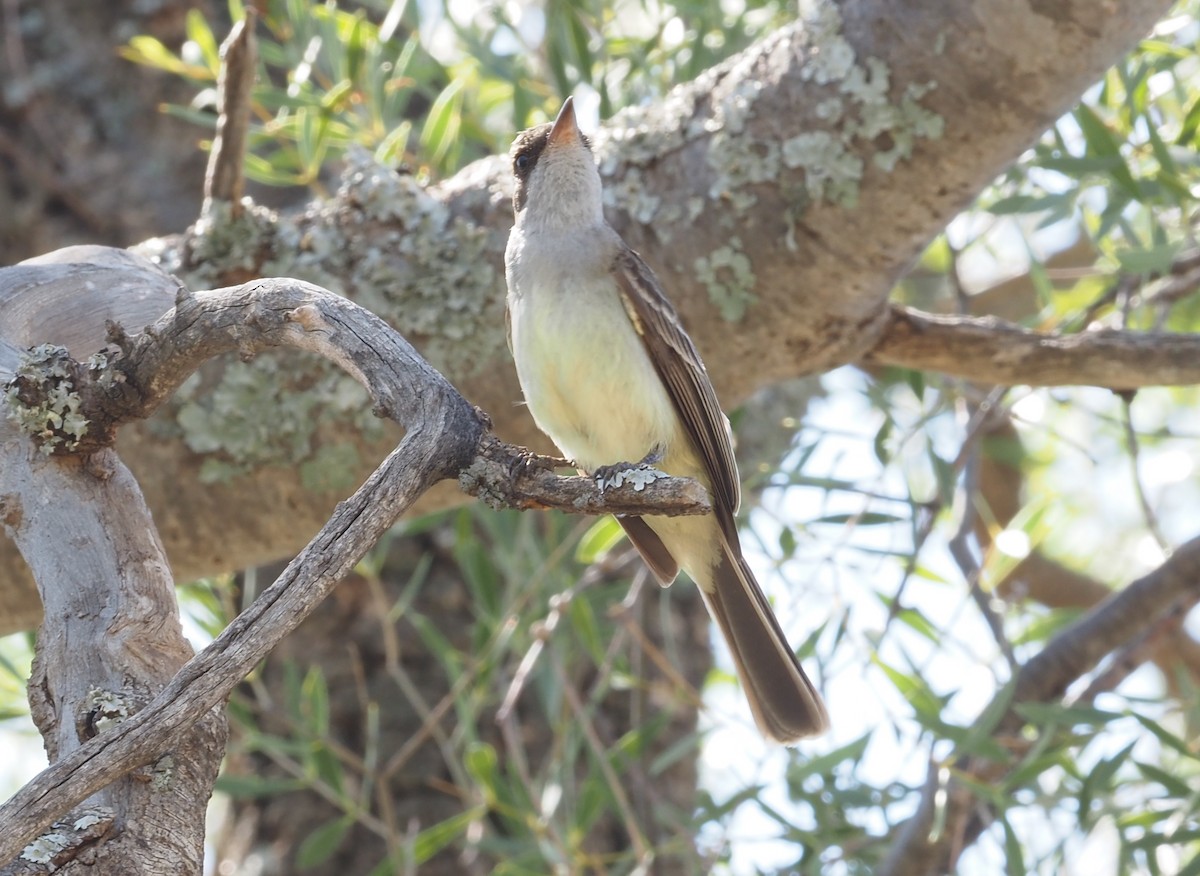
[460,433,712,518]
[866,305,1200,389]
[0,278,484,865]
[0,274,722,863]
[203,10,257,215]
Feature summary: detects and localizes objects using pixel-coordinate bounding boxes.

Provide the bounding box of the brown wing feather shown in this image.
[617,516,679,585]
[611,247,741,537]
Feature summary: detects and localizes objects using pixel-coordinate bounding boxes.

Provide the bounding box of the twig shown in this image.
[1120,396,1171,553]
[205,10,258,215]
[461,433,713,519]
[947,388,1019,672]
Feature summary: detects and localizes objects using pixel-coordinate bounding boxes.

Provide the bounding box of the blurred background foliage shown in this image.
[2,0,1199,873]
[121,0,794,185]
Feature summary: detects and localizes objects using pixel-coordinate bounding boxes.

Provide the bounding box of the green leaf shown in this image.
[1079,740,1136,824]
[296,815,354,868]
[243,152,305,186]
[186,8,221,73]
[1075,105,1141,198]
[811,512,905,526]
[120,36,201,79]
[1134,760,1193,797]
[568,595,604,662]
[575,516,624,564]
[214,773,308,798]
[988,193,1071,216]
[464,741,499,792]
[301,667,331,738]
[871,654,945,720]
[1013,702,1124,727]
[1131,711,1200,759]
[411,806,487,864]
[1115,242,1182,275]
[788,731,871,783]
[1002,816,1027,876]
[1176,94,1200,145]
[419,78,465,167]
[953,678,1017,762]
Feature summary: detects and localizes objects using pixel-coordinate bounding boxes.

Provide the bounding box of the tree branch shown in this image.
[0,273,720,865]
[203,9,256,215]
[866,304,1200,389]
[0,0,1178,631]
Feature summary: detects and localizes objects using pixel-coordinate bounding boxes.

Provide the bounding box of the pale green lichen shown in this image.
[183,198,279,289]
[595,93,695,175]
[338,150,505,377]
[174,354,380,486]
[781,131,864,206]
[300,442,363,494]
[261,208,353,294]
[705,75,781,213]
[151,753,176,791]
[601,165,662,225]
[699,0,943,235]
[4,345,89,455]
[694,237,757,321]
[792,2,943,194]
[21,832,70,864]
[85,688,130,735]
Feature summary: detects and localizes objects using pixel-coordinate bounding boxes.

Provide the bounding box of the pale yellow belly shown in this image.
[510,276,684,473]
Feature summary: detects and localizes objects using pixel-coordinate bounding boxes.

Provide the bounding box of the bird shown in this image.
[503,96,828,743]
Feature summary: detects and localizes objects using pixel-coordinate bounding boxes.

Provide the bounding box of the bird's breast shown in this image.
[507,265,682,473]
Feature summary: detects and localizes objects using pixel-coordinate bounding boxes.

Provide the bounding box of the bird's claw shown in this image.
[593,446,669,493]
[508,447,568,480]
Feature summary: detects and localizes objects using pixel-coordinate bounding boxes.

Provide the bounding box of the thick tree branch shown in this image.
[0,277,480,866]
[866,305,1200,389]
[878,534,1200,876]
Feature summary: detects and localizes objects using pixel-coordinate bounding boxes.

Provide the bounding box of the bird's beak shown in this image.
[547,96,580,148]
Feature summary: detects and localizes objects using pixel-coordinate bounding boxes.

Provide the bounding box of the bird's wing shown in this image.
[611,246,741,534]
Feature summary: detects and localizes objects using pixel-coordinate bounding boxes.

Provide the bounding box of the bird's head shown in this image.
[509,97,604,232]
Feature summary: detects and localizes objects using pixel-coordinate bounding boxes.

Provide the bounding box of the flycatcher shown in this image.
[504,97,828,742]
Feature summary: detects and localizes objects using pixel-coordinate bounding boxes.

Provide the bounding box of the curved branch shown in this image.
[0,273,723,864]
[0,278,484,865]
[865,305,1200,389]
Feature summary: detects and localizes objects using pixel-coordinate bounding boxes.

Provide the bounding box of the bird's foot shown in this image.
[508,446,569,479]
[593,445,669,493]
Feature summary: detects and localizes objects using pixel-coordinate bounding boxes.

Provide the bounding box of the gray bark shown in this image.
[0,251,226,874]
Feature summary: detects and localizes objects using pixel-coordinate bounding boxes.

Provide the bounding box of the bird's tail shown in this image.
[700,546,828,743]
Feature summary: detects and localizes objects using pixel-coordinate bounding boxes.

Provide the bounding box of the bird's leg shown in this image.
[592,444,670,492]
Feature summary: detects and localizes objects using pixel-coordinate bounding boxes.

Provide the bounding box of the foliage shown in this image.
[121,0,793,186]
